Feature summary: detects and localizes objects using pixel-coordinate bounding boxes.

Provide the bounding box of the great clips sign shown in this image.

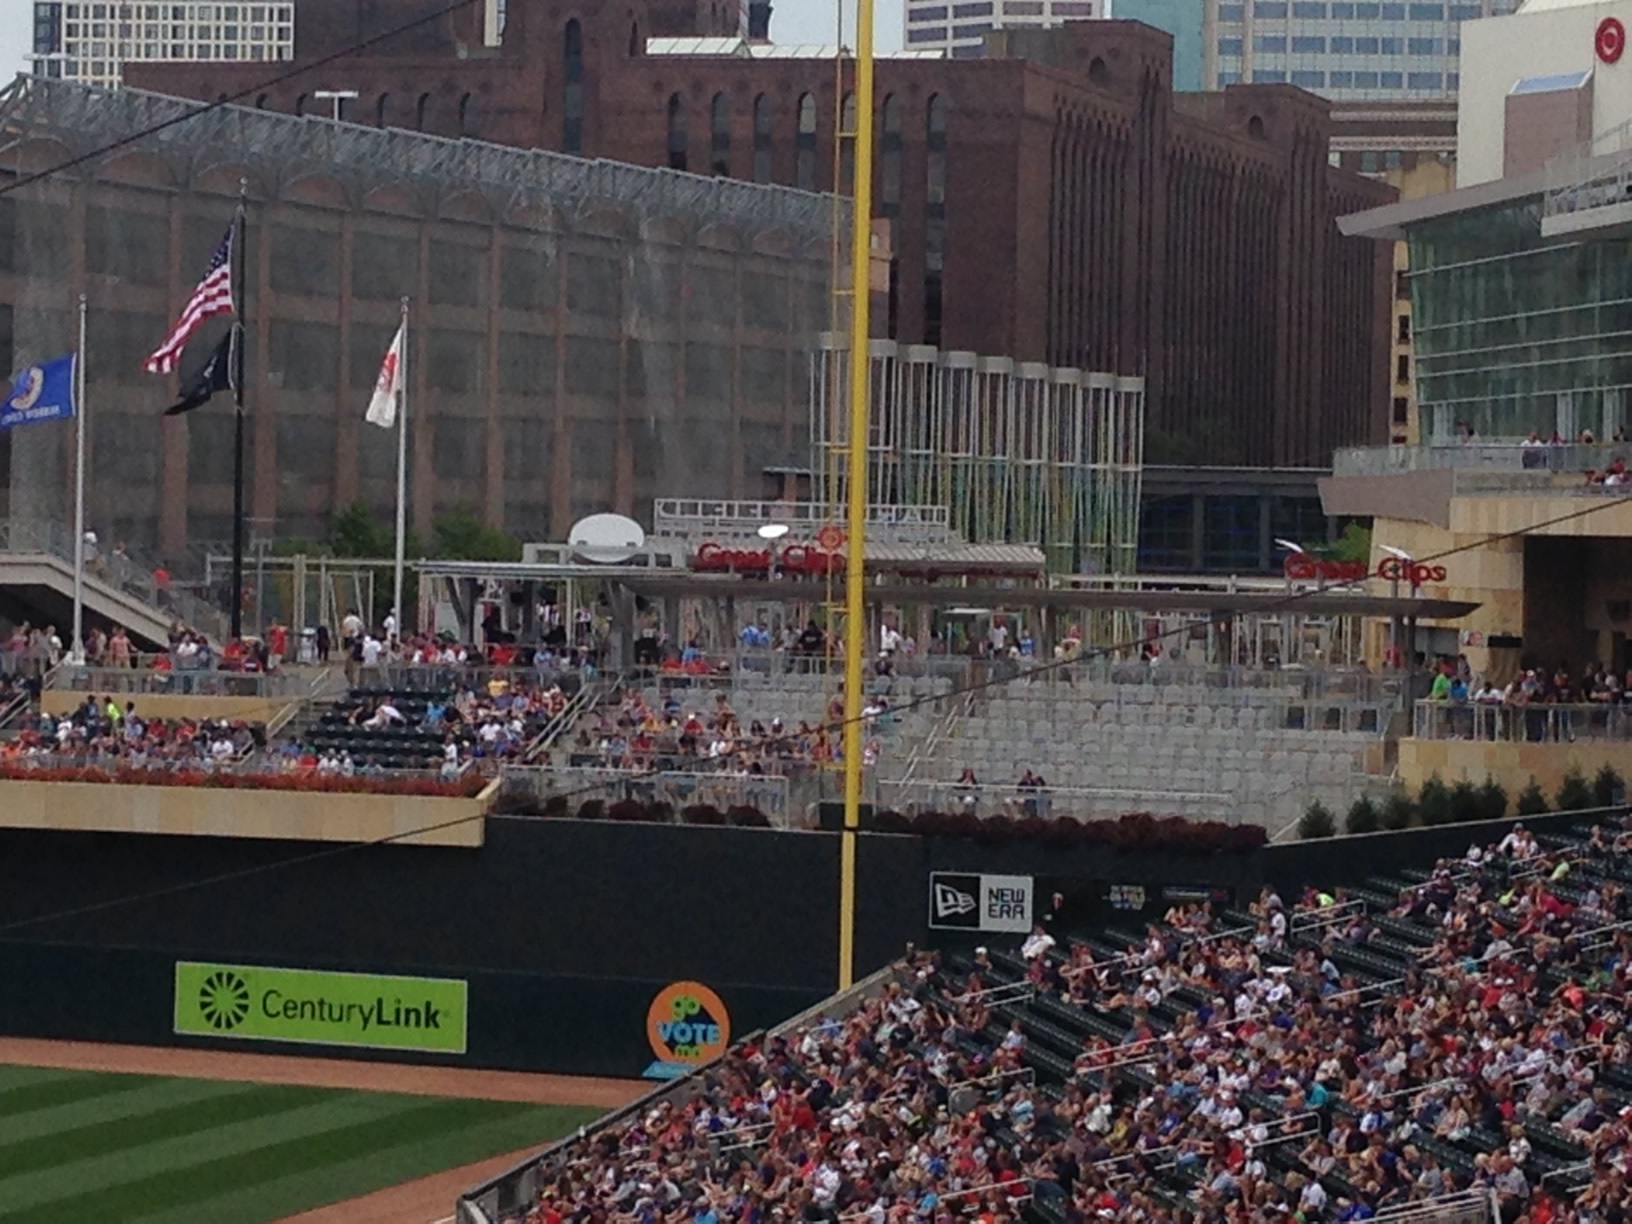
[694,541,843,576]
[1283,553,1447,587]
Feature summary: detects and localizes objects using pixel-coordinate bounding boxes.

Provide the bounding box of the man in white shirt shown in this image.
[361,635,383,668]
[1020,925,1056,960]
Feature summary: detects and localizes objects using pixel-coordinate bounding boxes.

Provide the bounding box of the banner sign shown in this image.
[929,872,1034,933]
[643,980,731,1080]
[1,354,76,430]
[173,962,468,1054]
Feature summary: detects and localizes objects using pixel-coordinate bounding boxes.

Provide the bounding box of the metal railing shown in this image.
[876,778,1235,822]
[49,664,314,699]
[499,764,795,826]
[1412,699,1632,743]
[0,517,228,640]
[1334,441,1632,479]
[653,498,953,546]
[1372,1188,1496,1223]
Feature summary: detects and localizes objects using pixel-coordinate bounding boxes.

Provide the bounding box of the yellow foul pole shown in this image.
[837,0,876,991]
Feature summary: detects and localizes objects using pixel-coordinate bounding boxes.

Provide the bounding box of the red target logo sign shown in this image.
[1598,16,1625,63]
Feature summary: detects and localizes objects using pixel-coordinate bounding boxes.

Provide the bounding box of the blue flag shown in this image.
[0,354,77,430]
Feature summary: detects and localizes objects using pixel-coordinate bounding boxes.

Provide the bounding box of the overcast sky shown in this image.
[774,0,907,50]
[1,4,28,83]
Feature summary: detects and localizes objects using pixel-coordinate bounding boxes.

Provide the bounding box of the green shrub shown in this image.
[1593,764,1624,809]
[1417,774,1452,826]
[1476,778,1508,823]
[1449,780,1482,824]
[1556,768,1594,812]
[1344,796,1380,836]
[1381,793,1418,831]
[1298,801,1337,840]
[1516,778,1549,816]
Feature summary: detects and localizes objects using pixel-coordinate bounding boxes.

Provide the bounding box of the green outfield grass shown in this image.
[0,1063,602,1223]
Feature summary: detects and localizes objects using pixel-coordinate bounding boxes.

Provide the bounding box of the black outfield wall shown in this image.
[0,808,1612,1075]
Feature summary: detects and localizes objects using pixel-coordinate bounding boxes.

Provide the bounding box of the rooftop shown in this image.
[644,37,947,59]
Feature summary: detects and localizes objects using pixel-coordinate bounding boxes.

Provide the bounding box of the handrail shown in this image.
[952,981,1036,1006]
[1290,897,1365,932]
[945,1066,1036,1095]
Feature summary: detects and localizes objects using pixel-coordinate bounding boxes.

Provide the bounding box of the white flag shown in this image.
[365,323,405,428]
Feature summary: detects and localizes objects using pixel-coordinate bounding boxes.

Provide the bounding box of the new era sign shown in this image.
[929,872,1033,933]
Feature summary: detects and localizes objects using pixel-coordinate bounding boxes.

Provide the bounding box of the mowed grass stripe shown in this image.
[0,1066,95,1095]
[0,1096,529,1224]
[0,1088,390,1215]
[129,1104,605,1224]
[0,1069,162,1117]
[0,1081,322,1180]
[0,1075,249,1147]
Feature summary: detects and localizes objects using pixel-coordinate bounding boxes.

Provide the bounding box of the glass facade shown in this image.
[28,0,294,89]
[904,0,1099,56]
[1209,0,1512,102]
[1408,197,1632,440]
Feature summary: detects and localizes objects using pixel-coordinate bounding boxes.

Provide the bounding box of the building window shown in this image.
[910,3,950,17]
[1290,35,1324,51]
[1393,396,1409,425]
[752,93,772,183]
[1257,69,1287,81]
[1254,34,1286,52]
[881,93,902,214]
[925,94,946,347]
[1379,70,1403,88]
[1396,353,1410,384]
[1291,70,1324,87]
[375,92,389,125]
[796,91,817,191]
[710,92,730,176]
[1397,313,1412,342]
[564,18,584,154]
[667,92,688,172]
[1329,70,1352,87]
[458,92,474,137]
[1407,71,1443,90]
[1291,1,1327,14]
[1217,36,1242,55]
[1407,37,1440,54]
[839,91,856,195]
[1218,3,1245,18]
[951,0,992,13]
[1256,1,1288,15]
[416,92,430,130]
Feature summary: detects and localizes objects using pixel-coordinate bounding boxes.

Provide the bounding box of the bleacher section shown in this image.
[463,815,1631,1223]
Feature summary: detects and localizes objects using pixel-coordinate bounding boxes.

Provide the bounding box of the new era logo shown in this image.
[934,882,977,919]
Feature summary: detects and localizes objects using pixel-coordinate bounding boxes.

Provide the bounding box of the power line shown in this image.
[0,0,481,200]
[4,487,1629,937]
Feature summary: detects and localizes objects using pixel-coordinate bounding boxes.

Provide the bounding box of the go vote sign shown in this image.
[643,980,731,1080]
[174,961,468,1055]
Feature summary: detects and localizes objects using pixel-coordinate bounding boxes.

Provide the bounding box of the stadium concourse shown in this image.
[461,816,1632,1224]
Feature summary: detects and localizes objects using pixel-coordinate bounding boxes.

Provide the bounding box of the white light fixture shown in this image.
[757,523,790,541]
[1380,544,1414,561]
[1273,538,1308,554]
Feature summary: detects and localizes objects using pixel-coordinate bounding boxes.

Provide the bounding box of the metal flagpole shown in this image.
[230,181,249,641]
[837,0,877,990]
[393,296,409,639]
[71,292,87,664]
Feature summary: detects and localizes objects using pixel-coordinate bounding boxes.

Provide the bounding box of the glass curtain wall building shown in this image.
[1207,0,1517,101]
[1407,197,1632,441]
[30,1,295,89]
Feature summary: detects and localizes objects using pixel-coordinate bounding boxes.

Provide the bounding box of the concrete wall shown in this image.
[0,780,486,847]
[1459,1,1628,188]
[1400,736,1632,799]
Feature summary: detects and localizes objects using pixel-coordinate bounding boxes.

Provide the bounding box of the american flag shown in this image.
[144,223,236,376]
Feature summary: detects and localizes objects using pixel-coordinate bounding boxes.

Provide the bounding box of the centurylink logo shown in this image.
[198,970,251,1031]
[934,882,977,919]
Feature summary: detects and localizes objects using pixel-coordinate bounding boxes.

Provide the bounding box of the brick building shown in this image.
[126,0,1395,468]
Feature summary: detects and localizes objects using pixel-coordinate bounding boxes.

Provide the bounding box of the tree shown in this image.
[1298,801,1337,840]
[1515,777,1549,816]
[1417,774,1452,826]
[1344,796,1380,835]
[1449,780,1482,824]
[329,500,394,558]
[432,506,522,562]
[1593,764,1624,809]
[1477,777,1508,823]
[1380,793,1418,831]
[1556,768,1594,812]
[1330,523,1373,565]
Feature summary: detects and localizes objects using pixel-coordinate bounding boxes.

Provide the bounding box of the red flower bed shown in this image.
[0,762,488,799]
[872,809,1266,853]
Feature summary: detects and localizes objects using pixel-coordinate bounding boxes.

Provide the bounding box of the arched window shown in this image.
[795,92,816,192]
[880,93,902,213]
[839,92,856,195]
[925,95,947,347]
[255,93,269,109]
[667,93,688,172]
[752,93,772,183]
[458,93,474,136]
[628,20,640,55]
[416,92,432,131]
[710,92,730,177]
[294,92,307,116]
[376,93,390,127]
[564,19,584,154]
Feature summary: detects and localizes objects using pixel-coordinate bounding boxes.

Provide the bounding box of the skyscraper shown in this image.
[28,1,294,89]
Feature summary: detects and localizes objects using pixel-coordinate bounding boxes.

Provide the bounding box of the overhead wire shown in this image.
[4,485,1630,937]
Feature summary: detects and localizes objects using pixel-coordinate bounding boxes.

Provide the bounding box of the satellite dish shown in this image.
[569,512,646,565]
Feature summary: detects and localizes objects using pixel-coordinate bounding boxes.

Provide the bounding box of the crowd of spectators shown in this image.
[1,694,262,768]
[510,817,1632,1224]
[1425,655,1632,741]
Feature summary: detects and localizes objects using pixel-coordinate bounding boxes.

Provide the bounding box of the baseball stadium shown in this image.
[7,0,1632,1222]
